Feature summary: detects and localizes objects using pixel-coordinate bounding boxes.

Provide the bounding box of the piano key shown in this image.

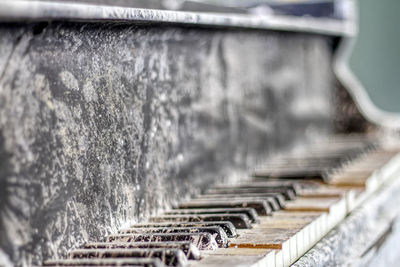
[284,197,346,229]
[177,200,272,216]
[213,182,301,195]
[42,258,163,267]
[68,248,186,267]
[191,196,281,211]
[205,187,296,200]
[196,193,286,209]
[258,213,325,256]
[164,208,259,223]
[118,227,228,248]
[129,222,237,238]
[272,211,328,248]
[285,197,342,212]
[253,168,327,179]
[228,228,296,266]
[298,186,347,198]
[106,233,218,250]
[150,214,252,229]
[83,241,201,260]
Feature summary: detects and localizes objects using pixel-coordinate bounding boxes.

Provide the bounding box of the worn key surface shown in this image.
[68,248,187,267]
[106,233,218,250]
[118,227,228,248]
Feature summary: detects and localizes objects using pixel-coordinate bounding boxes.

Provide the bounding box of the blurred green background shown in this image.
[350,0,400,112]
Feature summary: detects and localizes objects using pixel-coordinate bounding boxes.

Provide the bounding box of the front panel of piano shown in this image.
[0,1,399,267]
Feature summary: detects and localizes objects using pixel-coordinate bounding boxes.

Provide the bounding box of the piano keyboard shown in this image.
[43,136,400,267]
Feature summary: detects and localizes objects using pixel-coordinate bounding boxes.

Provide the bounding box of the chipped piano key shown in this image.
[118,227,228,248]
[106,233,218,250]
[68,248,186,267]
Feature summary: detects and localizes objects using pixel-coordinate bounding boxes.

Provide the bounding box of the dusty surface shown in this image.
[0,22,333,266]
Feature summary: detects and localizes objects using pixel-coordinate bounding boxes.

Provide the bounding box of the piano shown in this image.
[0,1,399,267]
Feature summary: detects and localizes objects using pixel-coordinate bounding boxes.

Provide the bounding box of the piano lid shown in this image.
[0,0,354,36]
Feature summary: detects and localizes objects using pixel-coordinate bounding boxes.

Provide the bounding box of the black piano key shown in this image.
[209,183,300,196]
[196,193,286,209]
[129,222,237,238]
[213,181,301,192]
[254,168,326,179]
[43,258,163,267]
[83,241,201,260]
[119,227,228,248]
[205,187,296,200]
[194,197,284,211]
[177,200,272,216]
[68,248,186,267]
[164,208,259,223]
[150,214,252,229]
[106,233,218,250]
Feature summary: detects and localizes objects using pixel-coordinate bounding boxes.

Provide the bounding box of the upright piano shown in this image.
[0,1,399,267]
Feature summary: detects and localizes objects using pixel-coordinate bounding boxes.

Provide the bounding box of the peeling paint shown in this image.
[59,71,79,91]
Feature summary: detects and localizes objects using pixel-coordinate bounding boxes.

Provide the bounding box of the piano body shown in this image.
[0,1,399,266]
